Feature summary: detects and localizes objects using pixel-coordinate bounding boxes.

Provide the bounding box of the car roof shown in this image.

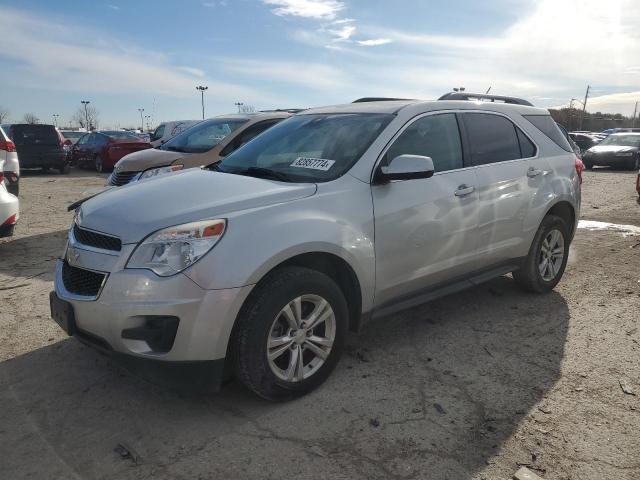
[301,99,549,116]
[208,111,293,121]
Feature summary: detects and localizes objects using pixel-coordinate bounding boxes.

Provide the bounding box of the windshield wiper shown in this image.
[237,167,292,182]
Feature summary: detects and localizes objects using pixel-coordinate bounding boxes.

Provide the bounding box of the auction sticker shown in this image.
[290,157,335,171]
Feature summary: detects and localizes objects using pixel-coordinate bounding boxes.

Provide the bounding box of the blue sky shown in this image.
[0,0,638,128]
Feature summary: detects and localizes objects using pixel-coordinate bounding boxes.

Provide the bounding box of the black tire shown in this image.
[513,214,570,293]
[59,163,71,175]
[232,266,348,401]
[583,162,593,170]
[94,155,103,173]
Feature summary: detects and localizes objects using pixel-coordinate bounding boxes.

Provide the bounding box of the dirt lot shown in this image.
[1,169,638,480]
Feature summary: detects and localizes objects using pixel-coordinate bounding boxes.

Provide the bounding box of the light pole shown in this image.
[196,85,208,119]
[52,114,59,127]
[579,85,590,130]
[81,100,90,130]
[235,102,244,113]
[632,101,639,128]
[138,108,144,132]
[144,115,151,132]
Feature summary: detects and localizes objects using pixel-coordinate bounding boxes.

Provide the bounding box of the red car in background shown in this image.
[72,131,152,173]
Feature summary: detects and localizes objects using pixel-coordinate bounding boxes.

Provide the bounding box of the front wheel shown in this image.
[59,163,71,174]
[513,214,569,293]
[94,155,103,173]
[232,266,348,401]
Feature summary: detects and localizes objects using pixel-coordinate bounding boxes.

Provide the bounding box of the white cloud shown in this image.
[106,4,120,10]
[554,91,640,116]
[328,24,356,41]
[202,0,228,7]
[262,0,344,19]
[0,7,268,102]
[357,38,392,46]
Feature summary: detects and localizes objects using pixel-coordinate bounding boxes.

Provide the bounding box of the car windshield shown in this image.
[216,113,394,183]
[61,131,85,140]
[160,119,247,153]
[599,135,640,147]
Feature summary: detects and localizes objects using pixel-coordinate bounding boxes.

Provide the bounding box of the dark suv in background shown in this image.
[1,124,70,174]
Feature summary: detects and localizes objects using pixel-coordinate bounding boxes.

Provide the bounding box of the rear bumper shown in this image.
[0,190,19,235]
[19,153,67,168]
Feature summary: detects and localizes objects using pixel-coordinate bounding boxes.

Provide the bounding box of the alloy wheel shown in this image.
[267,294,336,382]
[538,228,565,281]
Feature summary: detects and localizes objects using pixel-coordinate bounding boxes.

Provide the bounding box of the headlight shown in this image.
[615,152,633,157]
[139,164,184,180]
[127,219,226,276]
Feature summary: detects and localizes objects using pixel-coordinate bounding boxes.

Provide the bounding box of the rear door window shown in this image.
[11,125,59,146]
[462,113,521,165]
[523,115,572,152]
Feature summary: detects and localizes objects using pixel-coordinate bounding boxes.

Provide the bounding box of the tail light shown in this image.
[0,172,4,183]
[2,214,17,226]
[574,158,584,185]
[0,139,16,152]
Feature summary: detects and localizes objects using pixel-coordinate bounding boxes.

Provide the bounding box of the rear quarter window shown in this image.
[523,115,572,152]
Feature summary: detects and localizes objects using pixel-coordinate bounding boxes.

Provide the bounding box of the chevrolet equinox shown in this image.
[51,94,582,400]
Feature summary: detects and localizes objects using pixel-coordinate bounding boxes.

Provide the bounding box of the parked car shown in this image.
[149,120,201,147]
[581,133,640,169]
[636,169,640,198]
[60,130,86,145]
[0,158,19,237]
[72,131,152,173]
[0,125,20,196]
[557,123,582,157]
[51,94,581,400]
[107,112,292,187]
[1,123,69,174]
[569,132,599,153]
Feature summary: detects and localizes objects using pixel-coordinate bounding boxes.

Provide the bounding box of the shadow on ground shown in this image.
[0,275,569,479]
[0,230,67,282]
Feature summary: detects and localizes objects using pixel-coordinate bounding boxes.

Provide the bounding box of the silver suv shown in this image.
[50,94,582,400]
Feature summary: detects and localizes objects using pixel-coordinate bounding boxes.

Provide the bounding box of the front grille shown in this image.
[109,170,140,186]
[62,262,106,297]
[73,224,121,251]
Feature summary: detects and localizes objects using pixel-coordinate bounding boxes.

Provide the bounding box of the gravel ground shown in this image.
[0,168,638,480]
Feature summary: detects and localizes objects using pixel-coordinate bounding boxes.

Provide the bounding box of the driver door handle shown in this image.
[527,167,543,178]
[454,184,475,197]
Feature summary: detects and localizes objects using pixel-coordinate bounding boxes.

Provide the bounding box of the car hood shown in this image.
[78,169,317,244]
[586,145,638,155]
[115,148,187,172]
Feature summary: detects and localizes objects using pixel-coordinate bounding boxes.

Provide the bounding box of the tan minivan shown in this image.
[107,111,294,186]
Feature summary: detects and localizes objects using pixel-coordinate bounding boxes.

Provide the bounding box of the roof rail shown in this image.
[352,97,412,103]
[259,108,305,114]
[438,92,534,106]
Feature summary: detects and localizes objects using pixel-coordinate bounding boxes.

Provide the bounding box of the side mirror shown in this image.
[375,154,435,183]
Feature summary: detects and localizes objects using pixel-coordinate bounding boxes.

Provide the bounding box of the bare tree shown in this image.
[0,106,9,123]
[239,104,256,114]
[72,105,100,130]
[22,112,39,124]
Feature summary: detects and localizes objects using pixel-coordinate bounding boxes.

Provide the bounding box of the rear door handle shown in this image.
[527,167,543,178]
[454,184,475,197]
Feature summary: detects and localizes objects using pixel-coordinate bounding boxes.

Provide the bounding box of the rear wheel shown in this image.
[233,266,348,401]
[94,155,103,173]
[59,163,71,174]
[513,214,569,293]
[583,162,593,170]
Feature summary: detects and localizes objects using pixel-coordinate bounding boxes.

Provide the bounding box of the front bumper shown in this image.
[583,153,636,167]
[52,256,253,389]
[0,190,19,236]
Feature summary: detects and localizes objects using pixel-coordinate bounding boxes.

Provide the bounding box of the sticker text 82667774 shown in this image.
[290,157,336,171]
